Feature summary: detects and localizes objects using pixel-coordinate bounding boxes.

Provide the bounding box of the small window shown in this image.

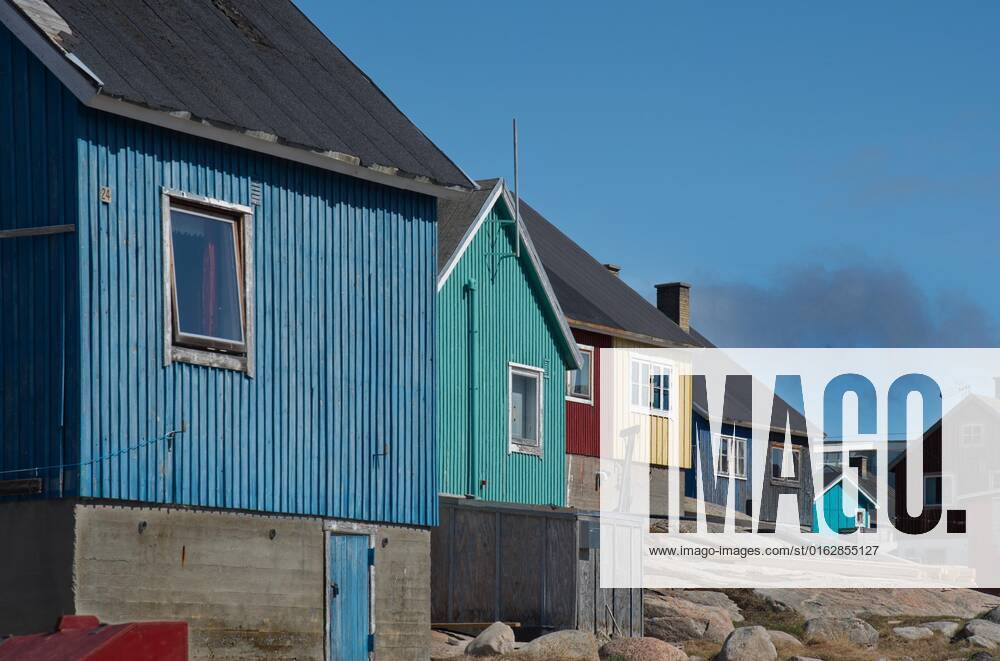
[855,510,866,528]
[715,433,747,480]
[770,445,800,484]
[164,190,253,373]
[566,345,594,403]
[924,475,942,507]
[630,357,671,416]
[510,363,543,454]
[990,470,1000,492]
[961,423,983,447]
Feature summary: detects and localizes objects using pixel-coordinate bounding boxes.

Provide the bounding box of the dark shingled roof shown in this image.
[437,178,500,273]
[518,199,698,347]
[11,0,472,189]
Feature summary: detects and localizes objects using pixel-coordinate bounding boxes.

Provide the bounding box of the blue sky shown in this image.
[302,1,1000,346]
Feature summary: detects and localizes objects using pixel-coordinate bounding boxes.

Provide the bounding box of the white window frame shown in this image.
[769,444,800,485]
[961,423,984,447]
[629,356,673,418]
[162,189,254,375]
[989,470,1000,492]
[509,362,544,456]
[855,509,867,528]
[566,344,595,405]
[714,433,747,480]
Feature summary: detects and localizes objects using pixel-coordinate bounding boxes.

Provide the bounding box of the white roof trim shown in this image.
[435,180,582,370]
[436,180,505,290]
[0,1,474,199]
[815,471,879,508]
[501,187,583,370]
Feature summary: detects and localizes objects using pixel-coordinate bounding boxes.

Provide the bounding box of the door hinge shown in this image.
[367,548,375,566]
[367,633,375,652]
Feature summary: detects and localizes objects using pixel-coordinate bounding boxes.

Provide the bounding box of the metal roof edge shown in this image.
[500,186,584,371]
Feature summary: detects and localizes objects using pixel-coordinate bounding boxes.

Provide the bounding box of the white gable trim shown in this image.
[502,187,583,370]
[436,180,505,290]
[815,472,879,508]
[435,180,582,369]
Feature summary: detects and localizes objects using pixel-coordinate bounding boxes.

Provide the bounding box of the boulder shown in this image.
[964,620,1000,645]
[503,630,599,661]
[922,620,962,637]
[892,625,934,641]
[657,589,744,622]
[787,657,822,661]
[598,637,687,660]
[803,617,879,647]
[969,652,995,661]
[466,622,515,657]
[766,629,803,648]
[716,626,777,661]
[967,636,998,650]
[643,593,734,644]
[985,606,1000,624]
[754,589,997,619]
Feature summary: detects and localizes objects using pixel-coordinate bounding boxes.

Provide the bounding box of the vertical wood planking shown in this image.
[70,103,437,525]
[0,25,79,495]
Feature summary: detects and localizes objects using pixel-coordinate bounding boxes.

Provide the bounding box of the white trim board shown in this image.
[436,179,583,370]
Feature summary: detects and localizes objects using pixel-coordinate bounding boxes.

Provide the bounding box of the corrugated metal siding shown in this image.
[565,329,611,458]
[437,201,571,505]
[812,481,873,532]
[73,105,438,525]
[0,25,80,495]
[685,414,752,513]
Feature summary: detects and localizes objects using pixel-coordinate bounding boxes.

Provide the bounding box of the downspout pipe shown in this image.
[465,278,479,498]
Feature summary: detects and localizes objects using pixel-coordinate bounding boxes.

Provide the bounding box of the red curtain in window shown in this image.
[202,242,217,336]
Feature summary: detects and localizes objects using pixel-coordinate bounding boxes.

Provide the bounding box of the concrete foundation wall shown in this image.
[0,500,431,660]
[650,466,686,517]
[566,454,601,511]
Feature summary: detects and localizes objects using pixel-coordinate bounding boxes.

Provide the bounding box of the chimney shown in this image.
[655,282,691,332]
[603,263,621,278]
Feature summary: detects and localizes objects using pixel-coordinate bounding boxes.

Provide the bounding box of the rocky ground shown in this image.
[433,589,1000,660]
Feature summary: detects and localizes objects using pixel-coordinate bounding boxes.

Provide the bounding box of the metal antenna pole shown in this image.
[513,118,520,258]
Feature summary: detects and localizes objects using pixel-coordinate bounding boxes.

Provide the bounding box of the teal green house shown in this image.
[436,179,581,505]
[812,465,880,533]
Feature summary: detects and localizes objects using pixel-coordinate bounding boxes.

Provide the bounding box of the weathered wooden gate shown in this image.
[431,497,643,637]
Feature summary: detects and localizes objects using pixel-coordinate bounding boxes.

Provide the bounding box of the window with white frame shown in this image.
[715,433,747,480]
[510,364,543,453]
[770,444,800,483]
[566,345,594,403]
[164,191,253,372]
[989,470,1000,491]
[630,357,671,416]
[961,423,984,447]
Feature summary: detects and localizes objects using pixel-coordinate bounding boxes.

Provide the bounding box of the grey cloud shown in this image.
[691,263,1000,347]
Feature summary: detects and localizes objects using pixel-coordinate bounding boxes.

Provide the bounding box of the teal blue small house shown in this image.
[436,178,580,506]
[0,1,473,658]
[812,464,880,533]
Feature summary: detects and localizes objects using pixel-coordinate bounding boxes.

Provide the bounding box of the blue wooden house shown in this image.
[0,1,473,658]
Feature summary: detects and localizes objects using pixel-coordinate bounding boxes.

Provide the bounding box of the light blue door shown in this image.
[328,533,371,659]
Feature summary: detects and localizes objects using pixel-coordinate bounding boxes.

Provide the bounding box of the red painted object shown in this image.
[565,329,612,457]
[0,615,187,660]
